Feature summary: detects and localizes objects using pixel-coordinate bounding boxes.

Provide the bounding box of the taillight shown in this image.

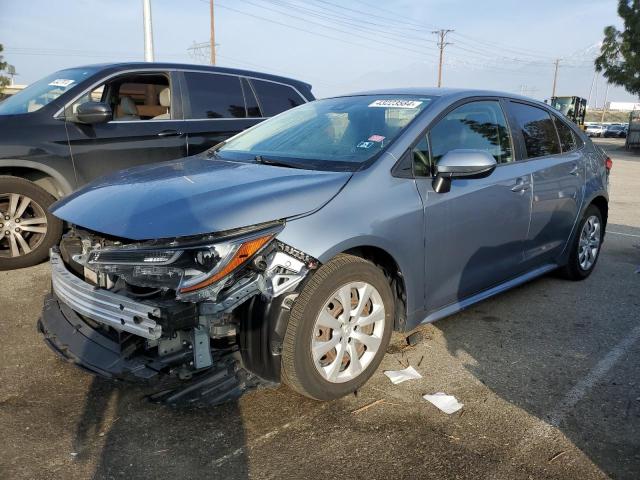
[605,156,613,172]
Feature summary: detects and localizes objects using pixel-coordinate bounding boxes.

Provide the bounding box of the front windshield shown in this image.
[551,97,573,115]
[219,95,434,169]
[0,67,100,115]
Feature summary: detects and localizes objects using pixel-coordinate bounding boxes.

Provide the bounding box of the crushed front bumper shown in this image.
[38,293,257,405]
[50,250,162,340]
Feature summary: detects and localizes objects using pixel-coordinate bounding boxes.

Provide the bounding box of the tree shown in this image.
[595,0,640,97]
[0,44,10,91]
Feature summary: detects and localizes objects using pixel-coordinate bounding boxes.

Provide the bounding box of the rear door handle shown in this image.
[157,129,183,137]
[511,177,530,192]
[569,163,580,176]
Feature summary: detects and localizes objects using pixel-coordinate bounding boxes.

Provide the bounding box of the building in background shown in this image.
[606,101,640,111]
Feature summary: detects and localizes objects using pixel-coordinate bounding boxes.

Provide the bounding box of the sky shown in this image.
[1,0,637,105]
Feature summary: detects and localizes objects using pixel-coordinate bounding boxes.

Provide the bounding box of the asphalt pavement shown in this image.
[0,138,638,479]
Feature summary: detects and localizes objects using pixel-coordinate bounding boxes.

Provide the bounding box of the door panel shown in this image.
[65,120,187,185]
[525,151,584,264]
[414,99,532,313]
[419,165,532,311]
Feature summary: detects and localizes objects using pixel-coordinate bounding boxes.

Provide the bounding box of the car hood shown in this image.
[51,156,352,240]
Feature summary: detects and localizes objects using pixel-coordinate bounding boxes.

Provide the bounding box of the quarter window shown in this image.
[250,79,305,116]
[183,72,246,119]
[412,136,431,177]
[509,102,561,158]
[429,100,513,166]
[553,116,577,152]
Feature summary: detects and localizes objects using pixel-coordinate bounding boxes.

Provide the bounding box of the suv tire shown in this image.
[0,176,63,270]
[281,254,394,400]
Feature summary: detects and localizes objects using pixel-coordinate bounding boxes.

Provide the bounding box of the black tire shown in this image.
[281,254,394,401]
[0,176,63,270]
[558,205,603,281]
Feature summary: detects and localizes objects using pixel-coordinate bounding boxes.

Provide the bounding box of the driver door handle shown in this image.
[569,163,580,176]
[511,177,531,192]
[157,129,183,137]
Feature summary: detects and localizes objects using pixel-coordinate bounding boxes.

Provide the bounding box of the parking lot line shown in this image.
[492,323,640,477]
[608,230,640,238]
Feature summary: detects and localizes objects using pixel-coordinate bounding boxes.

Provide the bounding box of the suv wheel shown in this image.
[282,254,394,400]
[0,176,63,270]
[559,205,603,281]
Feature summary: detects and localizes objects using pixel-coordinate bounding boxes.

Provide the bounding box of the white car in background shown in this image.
[586,124,606,137]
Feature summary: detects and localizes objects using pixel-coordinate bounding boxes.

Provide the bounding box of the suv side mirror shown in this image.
[432,149,497,193]
[75,101,112,124]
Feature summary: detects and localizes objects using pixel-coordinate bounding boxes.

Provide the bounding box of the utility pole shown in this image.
[432,29,453,88]
[210,0,216,65]
[551,58,560,99]
[142,0,155,62]
[587,70,597,109]
[600,82,610,124]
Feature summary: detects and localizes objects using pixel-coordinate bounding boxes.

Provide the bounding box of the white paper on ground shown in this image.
[383,366,422,384]
[422,392,464,414]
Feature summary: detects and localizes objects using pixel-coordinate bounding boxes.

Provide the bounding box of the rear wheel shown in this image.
[559,205,603,281]
[0,176,63,270]
[282,254,394,400]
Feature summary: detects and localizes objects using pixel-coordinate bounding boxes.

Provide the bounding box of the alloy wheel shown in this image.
[0,193,49,258]
[578,215,600,271]
[311,281,386,383]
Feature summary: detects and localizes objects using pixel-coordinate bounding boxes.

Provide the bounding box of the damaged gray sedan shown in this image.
[39,89,609,404]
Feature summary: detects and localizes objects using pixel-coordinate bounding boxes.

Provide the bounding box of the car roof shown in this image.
[334,87,548,106]
[70,62,313,93]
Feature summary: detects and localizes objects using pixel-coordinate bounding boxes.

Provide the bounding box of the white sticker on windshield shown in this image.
[368,99,423,109]
[48,79,75,87]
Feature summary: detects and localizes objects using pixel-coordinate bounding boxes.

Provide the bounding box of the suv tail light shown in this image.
[605,156,613,172]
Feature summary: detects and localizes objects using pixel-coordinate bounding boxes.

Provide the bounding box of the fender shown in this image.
[557,189,609,265]
[0,159,74,197]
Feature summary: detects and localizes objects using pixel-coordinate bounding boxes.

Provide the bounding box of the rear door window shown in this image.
[250,79,305,116]
[508,102,561,158]
[553,116,578,152]
[183,72,246,119]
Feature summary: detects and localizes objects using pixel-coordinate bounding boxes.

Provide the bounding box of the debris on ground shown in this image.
[549,451,567,463]
[423,392,464,414]
[384,366,422,384]
[406,331,423,346]
[351,399,385,414]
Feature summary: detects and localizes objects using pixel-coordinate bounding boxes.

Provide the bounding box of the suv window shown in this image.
[250,79,305,117]
[553,116,577,152]
[66,72,170,121]
[412,136,431,176]
[509,102,561,158]
[183,72,246,119]
[428,100,513,167]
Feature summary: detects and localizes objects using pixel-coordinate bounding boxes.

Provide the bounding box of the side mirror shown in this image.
[75,101,112,124]
[432,149,497,193]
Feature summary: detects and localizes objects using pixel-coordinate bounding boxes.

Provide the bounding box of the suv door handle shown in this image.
[511,177,530,192]
[569,163,580,176]
[157,129,183,137]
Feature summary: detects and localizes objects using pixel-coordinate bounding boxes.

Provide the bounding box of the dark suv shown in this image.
[0,62,313,270]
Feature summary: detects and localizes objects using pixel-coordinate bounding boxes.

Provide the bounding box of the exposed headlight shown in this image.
[83,227,280,300]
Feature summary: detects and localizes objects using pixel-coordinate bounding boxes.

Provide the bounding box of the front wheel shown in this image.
[0,176,63,270]
[558,205,603,280]
[281,254,394,401]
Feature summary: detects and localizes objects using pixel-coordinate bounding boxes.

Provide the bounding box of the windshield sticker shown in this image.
[368,99,423,109]
[368,134,386,142]
[48,79,75,87]
[357,141,375,149]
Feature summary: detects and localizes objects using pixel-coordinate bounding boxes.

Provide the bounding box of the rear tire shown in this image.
[281,254,394,401]
[0,176,63,270]
[558,205,603,281]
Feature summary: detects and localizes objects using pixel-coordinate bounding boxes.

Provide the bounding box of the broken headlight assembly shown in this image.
[76,226,282,301]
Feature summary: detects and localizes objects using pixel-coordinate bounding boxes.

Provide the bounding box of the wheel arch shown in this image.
[589,195,609,229]
[334,244,408,331]
[0,160,73,199]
